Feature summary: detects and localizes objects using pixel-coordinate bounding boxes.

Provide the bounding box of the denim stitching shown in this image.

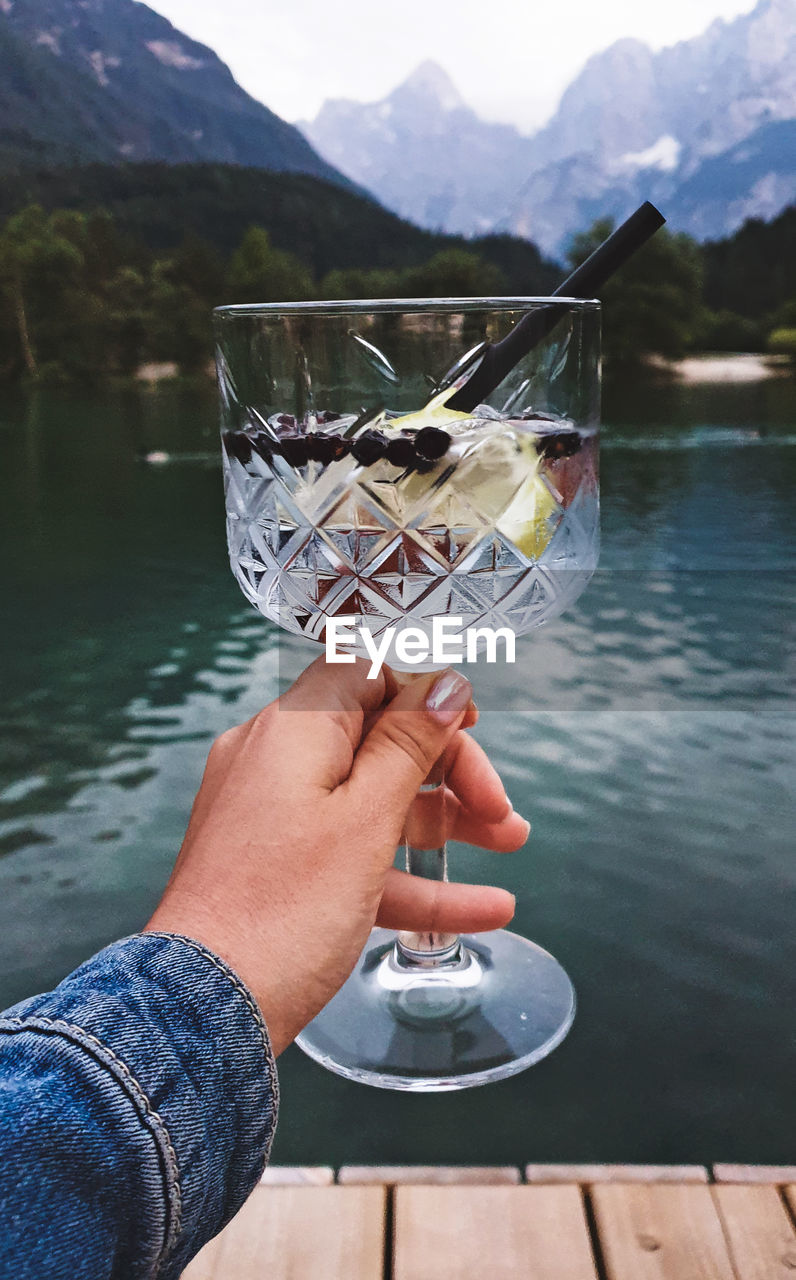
[0,1016,181,1265]
[143,931,280,1141]
[0,934,279,1272]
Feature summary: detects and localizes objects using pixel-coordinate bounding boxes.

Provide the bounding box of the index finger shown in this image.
[443,732,513,824]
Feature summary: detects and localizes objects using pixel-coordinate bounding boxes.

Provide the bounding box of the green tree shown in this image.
[690,307,765,353]
[568,219,703,368]
[35,208,122,382]
[0,205,227,381]
[767,298,796,330]
[106,265,149,375]
[169,233,225,308]
[226,226,313,303]
[319,250,507,304]
[319,267,402,300]
[142,234,225,373]
[145,258,212,373]
[767,327,796,363]
[0,204,86,380]
[702,207,796,320]
[397,249,506,298]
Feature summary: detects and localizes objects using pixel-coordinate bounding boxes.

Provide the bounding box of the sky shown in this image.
[146,0,760,132]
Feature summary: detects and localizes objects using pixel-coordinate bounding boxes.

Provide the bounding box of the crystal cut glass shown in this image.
[214,298,600,1089]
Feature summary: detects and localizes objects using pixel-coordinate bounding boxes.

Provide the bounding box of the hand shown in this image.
[145,658,530,1055]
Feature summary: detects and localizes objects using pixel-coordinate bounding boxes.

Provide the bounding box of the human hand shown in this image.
[145,658,530,1055]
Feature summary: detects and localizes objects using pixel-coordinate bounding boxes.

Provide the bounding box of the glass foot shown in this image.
[294,928,576,1092]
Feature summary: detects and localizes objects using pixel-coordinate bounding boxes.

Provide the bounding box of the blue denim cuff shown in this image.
[1,931,278,1277]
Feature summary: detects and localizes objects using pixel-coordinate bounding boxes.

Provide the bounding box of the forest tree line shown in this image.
[1,195,794,385]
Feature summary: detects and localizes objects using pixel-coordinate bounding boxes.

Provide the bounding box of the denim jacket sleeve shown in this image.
[0,931,279,1280]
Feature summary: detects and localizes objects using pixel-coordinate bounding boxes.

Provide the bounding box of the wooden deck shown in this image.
[182,1165,796,1279]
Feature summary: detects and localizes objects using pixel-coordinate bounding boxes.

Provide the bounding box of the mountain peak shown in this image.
[0,0,348,181]
[583,36,654,72]
[393,60,466,112]
[301,0,794,255]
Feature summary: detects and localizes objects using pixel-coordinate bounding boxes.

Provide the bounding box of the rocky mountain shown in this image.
[503,0,796,252]
[300,60,532,236]
[0,0,346,182]
[301,0,796,254]
[668,118,796,239]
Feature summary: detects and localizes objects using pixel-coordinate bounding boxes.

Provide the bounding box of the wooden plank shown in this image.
[712,1185,796,1279]
[524,1164,708,1184]
[181,1186,385,1280]
[591,1184,737,1280]
[338,1164,520,1185]
[394,1185,598,1280]
[713,1164,796,1184]
[259,1166,334,1185]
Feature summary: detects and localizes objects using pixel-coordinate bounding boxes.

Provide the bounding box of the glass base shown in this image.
[294,928,575,1092]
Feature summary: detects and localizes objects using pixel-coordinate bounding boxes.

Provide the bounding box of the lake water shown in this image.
[0,375,793,1165]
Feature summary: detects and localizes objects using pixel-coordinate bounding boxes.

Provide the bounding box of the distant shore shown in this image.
[136,361,183,384]
[135,352,793,387]
[650,353,792,383]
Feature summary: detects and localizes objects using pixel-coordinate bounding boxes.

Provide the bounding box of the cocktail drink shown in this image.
[214,298,600,1089]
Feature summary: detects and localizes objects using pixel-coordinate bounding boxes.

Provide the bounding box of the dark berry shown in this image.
[249,431,275,462]
[315,410,341,424]
[386,434,418,468]
[306,434,329,463]
[276,413,297,430]
[414,426,451,461]
[280,435,311,467]
[540,432,582,459]
[351,429,389,466]
[223,431,252,464]
[307,433,350,464]
[326,434,350,460]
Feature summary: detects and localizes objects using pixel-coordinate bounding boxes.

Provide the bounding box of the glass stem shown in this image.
[395,774,462,966]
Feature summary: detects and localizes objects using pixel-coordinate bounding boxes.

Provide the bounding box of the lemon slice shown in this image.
[499,470,558,560]
[440,424,557,559]
[385,395,560,560]
[387,387,471,434]
[432,420,560,560]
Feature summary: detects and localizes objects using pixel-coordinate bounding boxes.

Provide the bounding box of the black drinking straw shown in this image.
[445,201,666,413]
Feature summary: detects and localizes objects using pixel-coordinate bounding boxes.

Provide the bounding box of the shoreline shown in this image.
[133,353,794,387]
[650,352,792,383]
[135,360,215,384]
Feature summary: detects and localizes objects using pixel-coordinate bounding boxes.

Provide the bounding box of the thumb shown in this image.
[347,669,473,812]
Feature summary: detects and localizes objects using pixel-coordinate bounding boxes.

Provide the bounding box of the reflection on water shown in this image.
[0,378,793,1163]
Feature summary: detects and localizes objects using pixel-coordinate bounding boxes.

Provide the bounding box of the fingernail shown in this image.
[426,670,473,724]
